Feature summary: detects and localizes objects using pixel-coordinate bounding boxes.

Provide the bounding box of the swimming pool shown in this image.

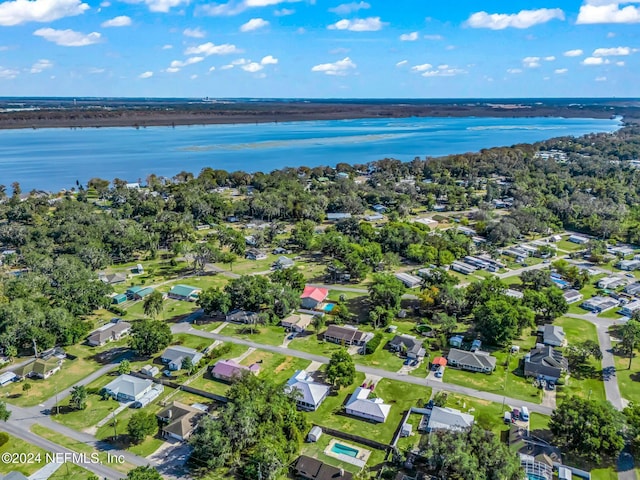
[331,443,359,458]
[322,303,335,312]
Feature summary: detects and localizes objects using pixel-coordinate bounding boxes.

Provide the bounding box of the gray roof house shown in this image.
[285,370,331,411]
[427,406,475,433]
[523,346,568,382]
[540,325,566,347]
[161,346,204,371]
[323,325,373,346]
[86,321,131,347]
[274,256,295,269]
[157,401,205,441]
[226,309,259,324]
[388,335,426,359]
[447,348,496,373]
[102,374,154,403]
[345,387,391,423]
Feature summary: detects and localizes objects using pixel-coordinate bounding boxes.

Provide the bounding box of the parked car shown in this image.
[435,366,445,378]
[626,273,635,278]
[548,381,556,391]
[287,333,297,340]
[404,358,412,366]
[410,359,418,367]
[512,408,520,420]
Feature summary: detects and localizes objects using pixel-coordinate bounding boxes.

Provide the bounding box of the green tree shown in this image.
[270,267,306,292]
[70,385,88,411]
[550,397,624,462]
[127,411,158,444]
[126,467,163,480]
[182,356,195,374]
[473,297,534,346]
[520,269,553,290]
[22,382,31,393]
[0,402,9,422]
[311,315,325,334]
[523,287,568,321]
[197,287,231,316]
[142,290,164,320]
[326,349,355,388]
[621,318,640,369]
[118,359,131,375]
[565,340,603,372]
[129,319,172,356]
[368,273,405,312]
[624,402,640,453]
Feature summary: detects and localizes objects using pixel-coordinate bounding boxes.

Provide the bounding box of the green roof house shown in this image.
[126,286,144,299]
[168,285,201,302]
[134,287,155,300]
[112,293,127,304]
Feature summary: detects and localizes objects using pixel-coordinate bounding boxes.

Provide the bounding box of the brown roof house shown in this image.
[87,321,131,347]
[322,325,373,346]
[156,401,206,441]
[292,456,352,480]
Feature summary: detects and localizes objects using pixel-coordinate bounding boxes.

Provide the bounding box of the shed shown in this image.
[0,371,17,386]
[307,426,322,443]
[400,423,413,437]
[112,293,127,305]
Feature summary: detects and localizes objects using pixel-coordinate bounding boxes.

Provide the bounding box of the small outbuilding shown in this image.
[307,426,322,443]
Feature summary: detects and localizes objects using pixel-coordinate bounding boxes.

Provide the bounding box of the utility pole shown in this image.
[112,412,118,441]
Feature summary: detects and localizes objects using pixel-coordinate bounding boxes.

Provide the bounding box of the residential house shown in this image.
[86,321,132,347]
[617,259,640,271]
[581,296,619,313]
[427,406,474,433]
[140,365,160,377]
[540,325,566,347]
[102,374,155,402]
[14,358,62,380]
[211,359,260,382]
[372,204,387,213]
[292,456,353,480]
[597,276,626,290]
[133,287,155,300]
[285,370,331,411]
[449,335,463,348]
[394,272,422,289]
[345,387,391,423]
[326,213,351,221]
[156,401,205,441]
[281,314,314,333]
[323,325,373,346]
[620,300,640,317]
[161,346,204,371]
[447,348,496,373]
[563,289,583,304]
[625,283,640,296]
[364,214,383,221]
[505,289,524,299]
[300,286,329,310]
[226,309,259,324]
[133,383,164,408]
[388,335,426,359]
[246,248,267,261]
[0,372,16,386]
[463,256,490,270]
[568,235,589,244]
[470,339,482,352]
[168,285,201,301]
[523,346,568,382]
[274,256,294,269]
[98,272,127,285]
[451,261,476,275]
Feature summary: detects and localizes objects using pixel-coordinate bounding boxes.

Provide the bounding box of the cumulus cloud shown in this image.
[139,71,153,78]
[582,56,610,65]
[183,27,205,38]
[424,34,443,40]
[466,8,565,29]
[395,60,408,67]
[399,31,418,41]
[507,68,523,74]
[169,56,204,69]
[564,49,584,57]
[101,15,131,27]
[311,56,356,75]
[240,17,269,31]
[593,46,636,56]
[544,55,556,61]
[241,62,263,72]
[33,28,101,46]
[420,65,467,77]
[208,66,216,71]
[125,0,188,12]
[328,17,386,31]
[0,0,88,26]
[30,58,53,73]
[190,74,198,79]
[184,42,241,56]
[162,44,173,49]
[616,60,625,66]
[555,68,568,74]
[523,56,541,68]
[577,1,640,24]
[260,55,278,64]
[198,0,300,16]
[88,67,104,73]
[0,67,19,79]
[329,1,369,15]
[274,7,293,15]
[411,63,433,72]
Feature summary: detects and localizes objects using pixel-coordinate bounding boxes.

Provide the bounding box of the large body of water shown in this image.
[0,116,621,192]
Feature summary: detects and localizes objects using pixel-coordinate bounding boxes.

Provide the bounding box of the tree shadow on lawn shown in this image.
[89,346,131,365]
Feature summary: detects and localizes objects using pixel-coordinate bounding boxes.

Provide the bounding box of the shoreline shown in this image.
[0,102,636,130]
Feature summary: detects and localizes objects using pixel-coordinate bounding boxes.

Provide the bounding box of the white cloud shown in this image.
[328,17,386,31]
[208,66,216,71]
[329,1,369,15]
[0,0,88,26]
[564,49,584,57]
[166,67,180,73]
[582,56,610,65]
[555,68,568,74]
[240,17,269,31]
[169,56,204,69]
[232,58,248,65]
[124,0,188,12]
[421,67,466,77]
[221,64,234,70]
[395,60,408,67]
[577,1,640,24]
[329,47,349,54]
[198,0,300,16]
[88,67,105,73]
[523,56,541,68]
[241,62,263,72]
[162,44,173,49]
[399,31,419,41]
[424,34,443,40]
[595,76,607,81]
[544,55,556,61]
[411,63,433,72]
[139,71,153,78]
[260,55,278,65]
[183,27,205,38]
[101,15,131,27]
[593,46,635,56]
[507,68,523,74]
[33,28,101,46]
[29,58,53,73]
[184,42,241,56]
[0,67,19,79]
[466,8,565,29]
[100,1,110,5]
[190,74,198,79]
[607,31,616,37]
[274,7,293,15]
[311,56,356,75]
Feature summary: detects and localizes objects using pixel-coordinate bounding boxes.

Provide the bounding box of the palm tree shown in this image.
[143,291,164,319]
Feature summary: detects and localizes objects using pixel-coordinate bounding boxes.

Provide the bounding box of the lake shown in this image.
[0,116,622,192]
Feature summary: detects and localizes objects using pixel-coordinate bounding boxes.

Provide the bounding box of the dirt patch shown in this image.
[274,357,295,374]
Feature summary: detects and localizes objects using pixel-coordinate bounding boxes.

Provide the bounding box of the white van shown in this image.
[520,406,529,421]
[435,366,445,378]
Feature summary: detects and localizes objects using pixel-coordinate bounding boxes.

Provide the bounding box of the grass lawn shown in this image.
[52,374,119,430]
[3,354,105,407]
[214,256,276,275]
[0,435,49,476]
[186,342,250,396]
[238,350,312,384]
[289,334,345,357]
[355,342,405,372]
[598,308,625,320]
[30,425,135,474]
[529,412,550,432]
[216,323,288,346]
[301,433,387,473]
[395,412,423,453]
[306,375,430,445]
[171,333,217,351]
[613,354,640,404]
[502,275,523,286]
[557,239,587,252]
[444,393,509,436]
[590,468,618,480]
[554,317,606,403]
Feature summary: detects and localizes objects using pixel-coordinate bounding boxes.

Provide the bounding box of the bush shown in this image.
[108,306,126,316]
[365,332,384,354]
[208,343,232,360]
[0,432,8,447]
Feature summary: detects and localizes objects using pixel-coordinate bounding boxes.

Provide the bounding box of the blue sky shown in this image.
[0,0,638,97]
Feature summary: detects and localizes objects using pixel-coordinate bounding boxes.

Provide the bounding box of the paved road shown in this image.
[173,323,552,415]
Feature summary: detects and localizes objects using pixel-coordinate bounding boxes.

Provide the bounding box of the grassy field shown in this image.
[215,323,288,346]
[0,434,49,476]
[213,255,275,275]
[613,354,640,404]
[300,433,387,473]
[444,393,509,436]
[239,350,312,384]
[52,374,118,430]
[30,425,135,474]
[289,334,345,357]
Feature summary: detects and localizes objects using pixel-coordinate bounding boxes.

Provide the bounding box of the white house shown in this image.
[394,272,422,288]
[427,406,474,433]
[345,387,391,423]
[161,346,204,371]
[285,370,331,411]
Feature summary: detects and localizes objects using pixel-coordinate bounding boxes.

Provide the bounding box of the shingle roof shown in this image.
[157,401,203,438]
[87,321,131,344]
[428,406,474,432]
[388,335,424,355]
[211,359,260,379]
[524,346,568,378]
[345,387,391,421]
[542,325,565,345]
[447,348,496,370]
[293,456,353,480]
[285,370,330,406]
[103,374,152,399]
[161,345,201,363]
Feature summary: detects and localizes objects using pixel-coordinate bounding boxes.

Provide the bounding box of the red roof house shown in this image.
[432,357,448,367]
[300,286,329,309]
